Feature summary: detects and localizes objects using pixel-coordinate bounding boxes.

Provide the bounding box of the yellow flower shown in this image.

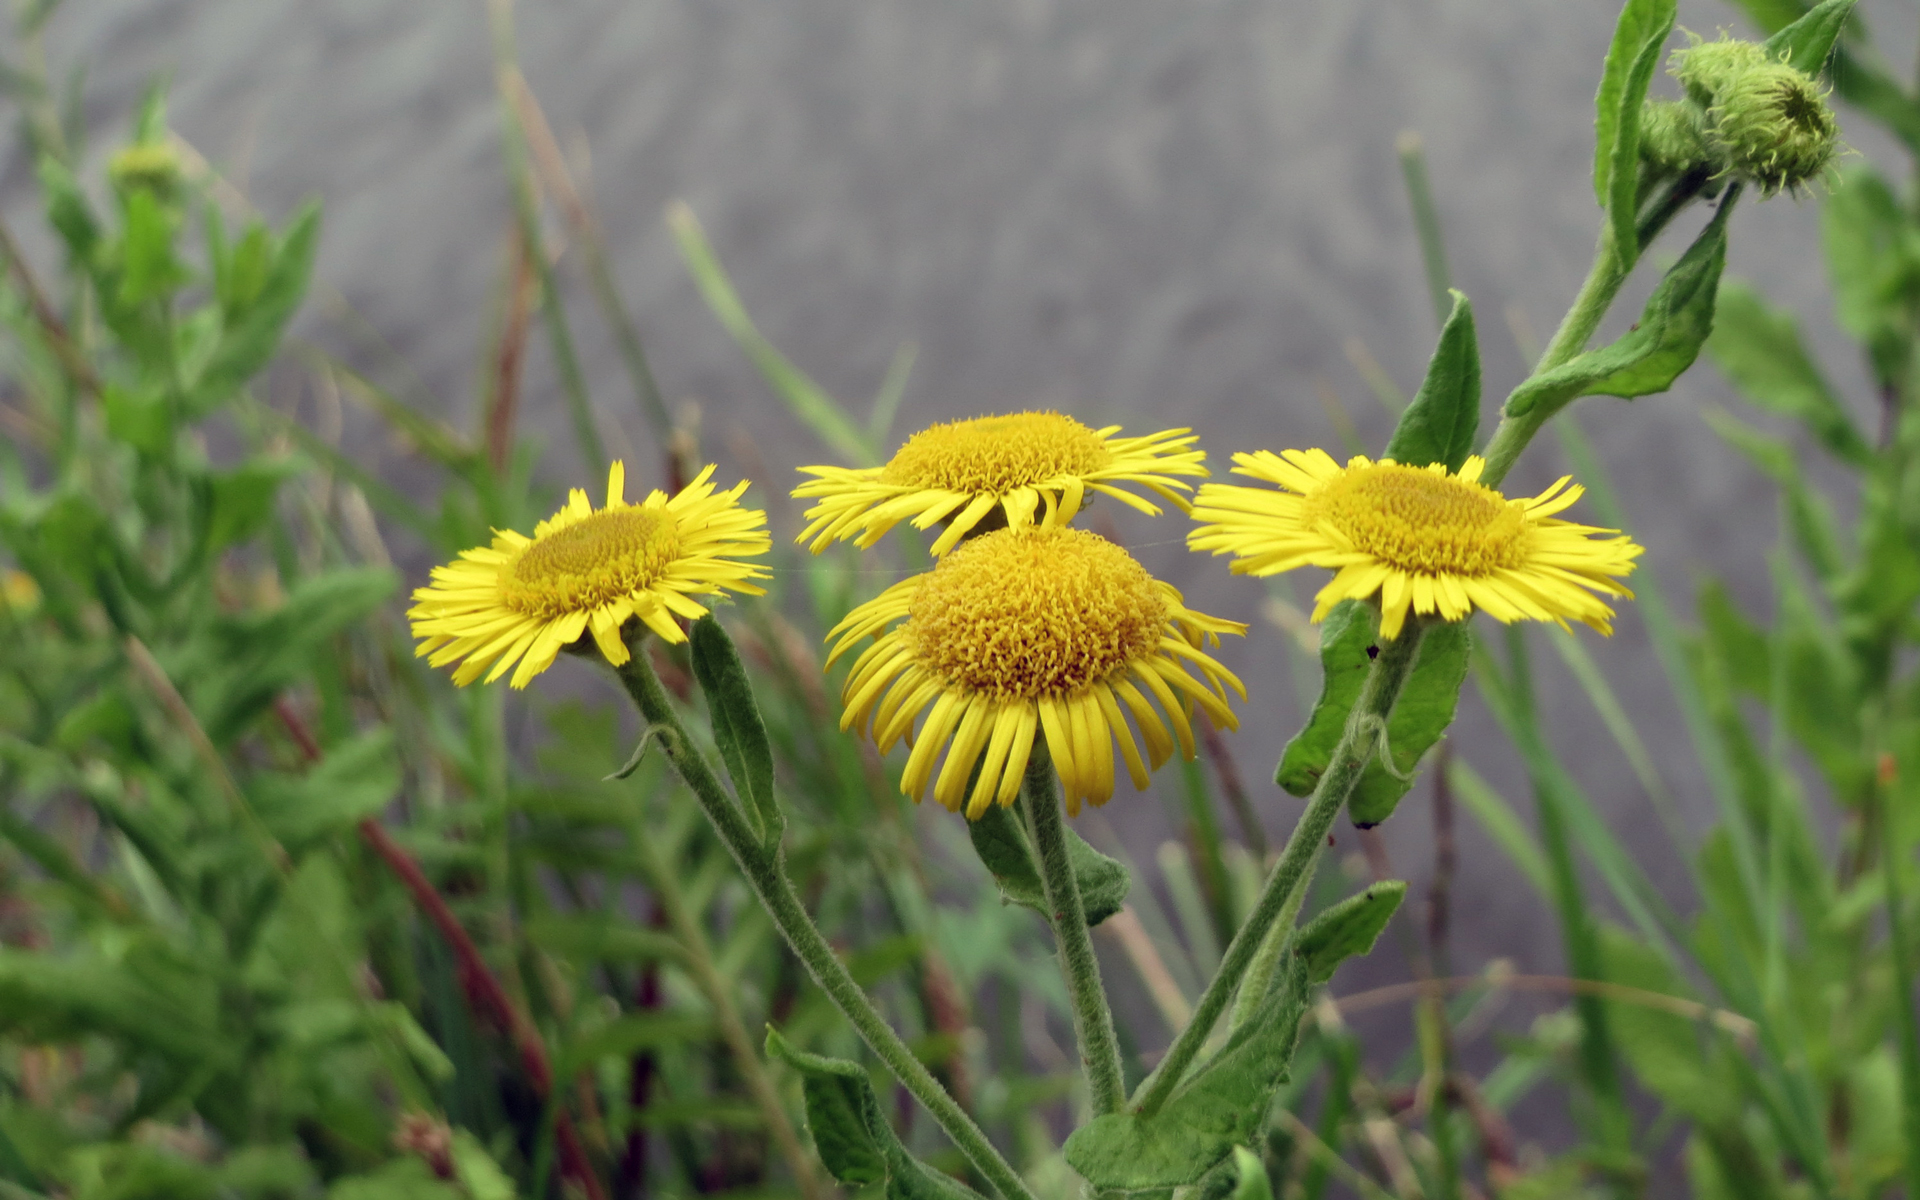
[794,411,1206,556]
[410,463,769,688]
[828,525,1244,818]
[1,570,39,616]
[1188,449,1642,640]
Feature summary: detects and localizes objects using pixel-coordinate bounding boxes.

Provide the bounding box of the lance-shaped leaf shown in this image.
[1274,602,1471,828]
[1296,882,1407,982]
[1065,955,1311,1191]
[1383,290,1479,471]
[1707,280,1873,466]
[1593,0,1678,263]
[690,616,780,835]
[1506,197,1732,420]
[765,1029,983,1200]
[1762,0,1855,71]
[967,801,1129,926]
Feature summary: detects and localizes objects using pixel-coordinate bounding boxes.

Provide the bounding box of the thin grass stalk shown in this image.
[504,70,676,448]
[1396,131,1453,331]
[1495,627,1635,1179]
[628,829,827,1200]
[484,0,606,476]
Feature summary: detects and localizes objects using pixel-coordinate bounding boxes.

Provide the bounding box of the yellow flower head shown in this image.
[1188,449,1642,640]
[410,463,769,688]
[1,570,39,617]
[794,411,1206,556]
[829,525,1244,817]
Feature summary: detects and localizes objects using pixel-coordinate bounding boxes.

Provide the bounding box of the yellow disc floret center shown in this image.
[881,411,1113,493]
[1307,462,1528,577]
[503,507,681,619]
[905,527,1167,698]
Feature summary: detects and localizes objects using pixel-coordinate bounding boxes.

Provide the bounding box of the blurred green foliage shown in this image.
[0,0,1917,1198]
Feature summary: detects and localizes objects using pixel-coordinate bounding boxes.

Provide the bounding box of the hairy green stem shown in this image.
[1021,744,1126,1114]
[612,645,1036,1200]
[1480,179,1729,489]
[1228,859,1315,1032]
[1133,621,1430,1116]
[1478,227,1628,489]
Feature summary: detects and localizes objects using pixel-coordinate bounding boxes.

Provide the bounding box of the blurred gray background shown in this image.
[9,0,1904,1125]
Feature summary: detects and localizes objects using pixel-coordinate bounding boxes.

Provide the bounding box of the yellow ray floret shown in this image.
[795,411,1206,556]
[828,525,1245,818]
[409,462,770,688]
[1188,449,1642,640]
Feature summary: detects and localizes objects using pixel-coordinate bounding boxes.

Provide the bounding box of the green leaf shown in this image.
[181,567,397,744]
[1230,1147,1273,1200]
[327,1160,461,1200]
[1066,955,1311,1191]
[1821,167,1913,381]
[557,1013,716,1079]
[1382,290,1479,471]
[1761,0,1855,71]
[669,202,877,466]
[449,1131,517,1200]
[520,913,684,966]
[117,186,187,308]
[37,154,98,265]
[1700,410,1844,581]
[689,616,779,835]
[102,384,174,457]
[1296,882,1407,983]
[765,1028,984,1200]
[249,728,398,847]
[1593,0,1678,261]
[1274,602,1470,828]
[1507,199,1730,419]
[966,800,1130,926]
[188,201,320,416]
[1707,279,1872,465]
[1597,924,1738,1123]
[200,456,304,552]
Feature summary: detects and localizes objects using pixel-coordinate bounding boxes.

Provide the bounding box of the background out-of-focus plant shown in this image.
[0,0,1915,1197]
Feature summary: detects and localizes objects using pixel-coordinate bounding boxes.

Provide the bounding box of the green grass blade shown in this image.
[668,201,878,467]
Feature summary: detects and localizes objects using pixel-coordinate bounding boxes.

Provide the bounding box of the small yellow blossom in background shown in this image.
[1189,449,1642,640]
[2,570,40,617]
[409,463,769,688]
[794,411,1206,556]
[828,525,1244,818]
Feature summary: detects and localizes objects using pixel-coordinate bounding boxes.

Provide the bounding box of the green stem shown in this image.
[1021,744,1126,1114]
[1480,178,1729,489]
[612,645,1036,1200]
[1877,765,1920,1200]
[1478,226,1628,489]
[1133,620,1429,1116]
[1228,859,1314,1032]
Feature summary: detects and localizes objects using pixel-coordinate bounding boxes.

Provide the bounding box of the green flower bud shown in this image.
[1710,60,1838,195]
[1664,34,1839,197]
[1639,99,1713,175]
[107,142,181,200]
[1668,35,1769,110]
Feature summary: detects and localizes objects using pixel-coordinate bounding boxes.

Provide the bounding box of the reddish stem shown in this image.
[275,698,606,1199]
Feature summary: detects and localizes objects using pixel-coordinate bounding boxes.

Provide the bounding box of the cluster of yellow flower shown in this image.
[408,412,1640,818]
